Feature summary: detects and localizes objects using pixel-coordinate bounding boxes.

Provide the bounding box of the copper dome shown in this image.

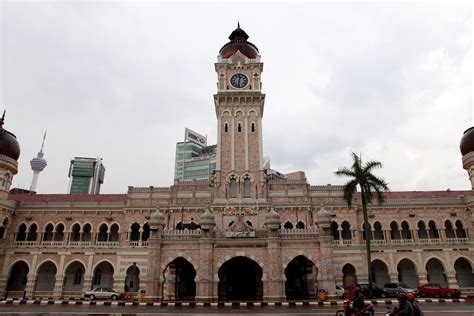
[219,24,259,59]
[460,127,474,156]
[0,112,20,161]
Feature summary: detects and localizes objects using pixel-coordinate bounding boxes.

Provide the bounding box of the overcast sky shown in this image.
[1,1,472,194]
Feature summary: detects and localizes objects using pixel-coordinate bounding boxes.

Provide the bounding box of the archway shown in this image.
[371,260,389,287]
[397,259,418,288]
[218,256,263,301]
[162,257,196,301]
[426,258,447,287]
[63,261,85,294]
[92,261,114,289]
[454,258,474,287]
[342,263,356,280]
[285,256,317,300]
[34,261,57,293]
[125,264,140,293]
[6,261,29,293]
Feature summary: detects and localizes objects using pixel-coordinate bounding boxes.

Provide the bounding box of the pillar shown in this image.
[263,238,285,301]
[196,239,215,301]
[446,271,459,289]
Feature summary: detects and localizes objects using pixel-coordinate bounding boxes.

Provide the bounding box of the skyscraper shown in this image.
[29,131,47,192]
[68,157,105,194]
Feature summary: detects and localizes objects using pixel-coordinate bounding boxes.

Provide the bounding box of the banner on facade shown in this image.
[185,128,207,145]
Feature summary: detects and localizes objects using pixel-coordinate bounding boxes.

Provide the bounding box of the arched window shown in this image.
[331,222,339,240]
[284,221,294,229]
[43,223,54,241]
[251,123,255,132]
[428,220,439,239]
[82,224,92,241]
[224,123,228,133]
[401,221,412,240]
[27,224,37,241]
[373,222,384,240]
[341,221,351,240]
[70,223,81,242]
[229,178,237,198]
[130,223,140,241]
[237,123,242,132]
[243,177,251,198]
[362,223,372,240]
[418,221,428,239]
[296,221,305,229]
[54,223,65,241]
[390,222,400,240]
[98,224,108,242]
[445,220,456,238]
[142,223,150,241]
[455,220,467,238]
[109,224,119,242]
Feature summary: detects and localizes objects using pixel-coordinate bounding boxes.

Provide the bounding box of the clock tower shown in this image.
[213,24,266,203]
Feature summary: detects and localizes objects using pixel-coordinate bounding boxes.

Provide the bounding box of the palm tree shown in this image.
[335,152,389,298]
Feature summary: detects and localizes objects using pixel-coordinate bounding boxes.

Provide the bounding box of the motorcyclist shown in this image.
[406,293,422,316]
[343,274,365,316]
[390,293,415,316]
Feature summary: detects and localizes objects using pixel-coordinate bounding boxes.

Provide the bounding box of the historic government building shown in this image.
[0,25,473,302]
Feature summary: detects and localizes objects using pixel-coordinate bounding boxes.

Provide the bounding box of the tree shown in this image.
[335,153,389,298]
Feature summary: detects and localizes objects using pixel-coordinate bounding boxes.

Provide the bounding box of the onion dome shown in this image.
[0,111,20,161]
[315,204,331,227]
[460,127,474,156]
[219,23,259,59]
[150,209,165,228]
[264,207,281,230]
[200,207,216,230]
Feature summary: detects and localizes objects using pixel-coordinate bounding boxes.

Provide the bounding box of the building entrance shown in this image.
[218,256,263,301]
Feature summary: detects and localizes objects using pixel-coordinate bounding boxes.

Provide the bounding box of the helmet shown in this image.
[353,287,362,294]
[406,293,415,301]
[398,293,408,303]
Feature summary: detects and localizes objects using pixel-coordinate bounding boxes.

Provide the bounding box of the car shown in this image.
[383,282,418,297]
[417,284,461,298]
[335,285,345,298]
[84,287,123,300]
[357,283,389,298]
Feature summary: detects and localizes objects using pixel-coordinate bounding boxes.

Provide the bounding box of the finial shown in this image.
[40,130,47,153]
[237,20,240,28]
[0,110,4,127]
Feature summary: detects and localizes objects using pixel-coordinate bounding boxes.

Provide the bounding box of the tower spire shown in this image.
[0,110,5,128]
[29,131,48,192]
[237,20,240,28]
[40,130,47,153]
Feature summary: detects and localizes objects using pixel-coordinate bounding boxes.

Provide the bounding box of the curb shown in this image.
[0,298,466,307]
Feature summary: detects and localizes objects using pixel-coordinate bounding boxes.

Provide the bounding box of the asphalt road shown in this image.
[0,302,472,315]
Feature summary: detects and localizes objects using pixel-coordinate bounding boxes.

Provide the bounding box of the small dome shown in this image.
[460,127,474,156]
[0,112,20,161]
[219,24,259,59]
[200,208,216,229]
[264,207,281,230]
[150,210,165,226]
[315,204,331,226]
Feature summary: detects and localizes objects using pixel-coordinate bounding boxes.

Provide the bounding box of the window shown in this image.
[251,123,255,132]
[237,123,242,132]
[229,178,237,198]
[224,123,228,133]
[243,177,251,198]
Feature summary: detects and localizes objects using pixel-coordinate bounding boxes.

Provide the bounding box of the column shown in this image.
[196,239,215,302]
[53,274,65,298]
[24,273,36,299]
[263,238,285,301]
[445,271,459,288]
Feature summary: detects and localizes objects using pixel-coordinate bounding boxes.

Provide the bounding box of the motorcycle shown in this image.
[335,299,375,316]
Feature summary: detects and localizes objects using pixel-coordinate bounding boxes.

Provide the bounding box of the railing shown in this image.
[96,241,120,247]
[371,239,386,245]
[69,241,92,247]
[42,241,64,247]
[129,240,149,247]
[280,227,319,239]
[163,229,201,239]
[332,239,352,245]
[446,237,469,243]
[13,241,37,247]
[418,238,441,244]
[392,239,414,244]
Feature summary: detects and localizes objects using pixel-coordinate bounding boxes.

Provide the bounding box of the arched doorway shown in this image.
[92,261,114,289]
[397,259,419,288]
[426,258,447,287]
[34,261,57,295]
[162,257,196,301]
[342,263,357,281]
[218,256,263,301]
[63,261,85,295]
[125,264,140,293]
[371,260,389,287]
[454,258,474,287]
[285,256,317,300]
[6,261,29,295]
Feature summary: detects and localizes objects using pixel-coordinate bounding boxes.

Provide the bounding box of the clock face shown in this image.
[230,73,249,88]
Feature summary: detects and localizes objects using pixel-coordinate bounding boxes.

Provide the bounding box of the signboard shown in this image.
[185,128,207,146]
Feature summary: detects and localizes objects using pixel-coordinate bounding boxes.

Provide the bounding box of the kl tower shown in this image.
[29,131,47,192]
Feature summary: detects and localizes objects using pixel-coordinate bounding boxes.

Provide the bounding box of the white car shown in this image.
[336,285,345,298]
[84,287,122,300]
